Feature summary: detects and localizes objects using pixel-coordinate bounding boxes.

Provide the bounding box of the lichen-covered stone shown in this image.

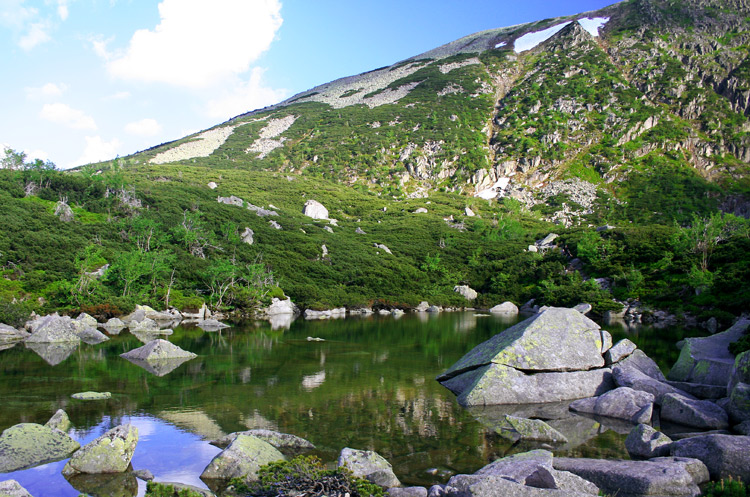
[625,424,672,459]
[71,391,111,400]
[210,429,315,452]
[0,423,80,472]
[0,480,33,497]
[494,415,568,443]
[0,324,28,343]
[121,339,196,361]
[669,434,750,482]
[62,424,138,475]
[338,447,401,488]
[201,434,284,481]
[25,315,80,344]
[439,308,605,378]
[604,339,637,365]
[45,409,71,432]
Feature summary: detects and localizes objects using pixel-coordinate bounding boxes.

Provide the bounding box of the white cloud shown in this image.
[89,35,112,59]
[205,68,287,120]
[40,103,97,130]
[125,118,163,136]
[26,82,67,100]
[0,1,36,28]
[19,21,51,50]
[107,0,283,88]
[57,0,69,21]
[26,149,50,162]
[76,135,121,166]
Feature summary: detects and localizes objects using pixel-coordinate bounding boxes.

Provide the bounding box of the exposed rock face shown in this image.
[625,424,672,459]
[210,429,315,453]
[0,423,80,472]
[553,457,709,497]
[660,393,729,429]
[338,448,401,488]
[489,302,519,314]
[201,434,284,481]
[103,318,126,330]
[454,285,478,301]
[670,434,750,483]
[62,424,139,475]
[374,243,393,254]
[438,308,618,406]
[241,227,254,245]
[569,387,654,424]
[302,199,328,219]
[727,350,750,423]
[45,409,71,432]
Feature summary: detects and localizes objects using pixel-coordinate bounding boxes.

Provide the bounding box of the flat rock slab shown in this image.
[553,457,708,497]
[569,387,654,424]
[605,339,637,365]
[669,434,750,482]
[447,363,613,406]
[72,391,111,400]
[62,424,139,475]
[0,480,33,497]
[439,308,605,379]
[668,318,750,386]
[0,423,80,472]
[210,429,315,452]
[201,434,284,481]
[660,393,729,429]
[493,416,568,443]
[447,474,594,497]
[338,447,401,488]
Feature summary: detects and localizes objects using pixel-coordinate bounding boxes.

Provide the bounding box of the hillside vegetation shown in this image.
[1,0,750,326]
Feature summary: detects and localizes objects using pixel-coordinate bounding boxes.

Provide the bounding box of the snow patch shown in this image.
[514,22,572,53]
[494,42,507,48]
[578,17,610,38]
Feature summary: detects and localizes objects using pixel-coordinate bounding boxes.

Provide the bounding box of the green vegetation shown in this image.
[229,455,384,497]
[145,482,205,497]
[702,478,749,497]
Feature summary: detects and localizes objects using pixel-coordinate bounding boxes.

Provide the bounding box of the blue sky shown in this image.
[1,0,617,168]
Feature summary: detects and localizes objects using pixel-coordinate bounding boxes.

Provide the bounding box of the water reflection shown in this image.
[122,356,195,377]
[65,472,138,497]
[25,341,78,366]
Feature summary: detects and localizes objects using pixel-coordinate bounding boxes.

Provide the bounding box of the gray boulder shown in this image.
[0,324,29,343]
[604,339,637,365]
[660,393,729,429]
[569,387,654,424]
[62,424,138,475]
[439,308,606,379]
[446,474,594,496]
[625,424,672,459]
[75,313,98,328]
[668,318,750,386]
[489,302,519,314]
[665,381,728,400]
[389,488,428,497]
[444,363,613,406]
[121,339,196,361]
[553,457,708,497]
[302,199,328,219]
[612,350,691,402]
[25,314,80,344]
[71,391,111,400]
[338,448,401,488]
[103,318,126,330]
[197,319,230,331]
[77,327,109,344]
[454,285,478,301]
[493,416,568,444]
[734,420,750,435]
[573,303,592,315]
[201,434,284,481]
[264,298,298,317]
[45,409,71,432]
[210,429,315,453]
[0,423,80,472]
[669,434,750,482]
[129,318,160,332]
[727,350,750,422]
[0,480,33,497]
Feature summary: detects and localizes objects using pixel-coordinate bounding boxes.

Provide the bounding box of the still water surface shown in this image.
[0,312,706,496]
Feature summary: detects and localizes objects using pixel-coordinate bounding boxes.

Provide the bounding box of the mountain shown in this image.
[1,0,748,326]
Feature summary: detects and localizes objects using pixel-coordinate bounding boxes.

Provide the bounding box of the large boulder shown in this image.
[0,480,33,497]
[669,434,750,482]
[25,314,80,344]
[604,339,637,365]
[660,393,729,429]
[210,429,315,453]
[569,387,654,424]
[625,424,672,459]
[338,448,401,488]
[45,409,72,432]
[439,308,606,378]
[489,302,519,315]
[0,324,29,343]
[454,285,478,301]
[264,298,298,316]
[668,318,750,386]
[553,457,708,497]
[201,434,284,481]
[302,199,328,219]
[612,350,691,402]
[0,423,80,472]
[121,339,196,361]
[62,424,139,475]
[727,350,750,422]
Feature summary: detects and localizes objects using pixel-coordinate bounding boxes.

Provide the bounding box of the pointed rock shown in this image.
[121,339,196,361]
[62,424,138,475]
[45,409,71,432]
[201,434,284,481]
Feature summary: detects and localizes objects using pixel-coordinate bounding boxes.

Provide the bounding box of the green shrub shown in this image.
[702,478,748,496]
[230,455,385,497]
[729,335,750,357]
[145,482,205,497]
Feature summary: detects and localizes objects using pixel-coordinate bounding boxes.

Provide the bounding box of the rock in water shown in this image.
[660,393,729,429]
[569,387,654,424]
[0,480,33,497]
[121,339,196,361]
[65,472,139,497]
[71,391,111,400]
[489,302,519,314]
[25,315,80,344]
[201,434,284,481]
[210,429,315,452]
[197,319,230,331]
[493,415,568,443]
[45,409,72,432]
[0,423,80,472]
[338,448,401,488]
[62,424,139,475]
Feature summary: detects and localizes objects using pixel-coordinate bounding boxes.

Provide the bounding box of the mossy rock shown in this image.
[62,424,139,475]
[0,423,80,472]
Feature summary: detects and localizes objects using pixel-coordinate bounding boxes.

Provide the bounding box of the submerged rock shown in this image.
[0,423,80,472]
[201,434,284,481]
[62,424,139,475]
[338,448,401,488]
[197,319,230,331]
